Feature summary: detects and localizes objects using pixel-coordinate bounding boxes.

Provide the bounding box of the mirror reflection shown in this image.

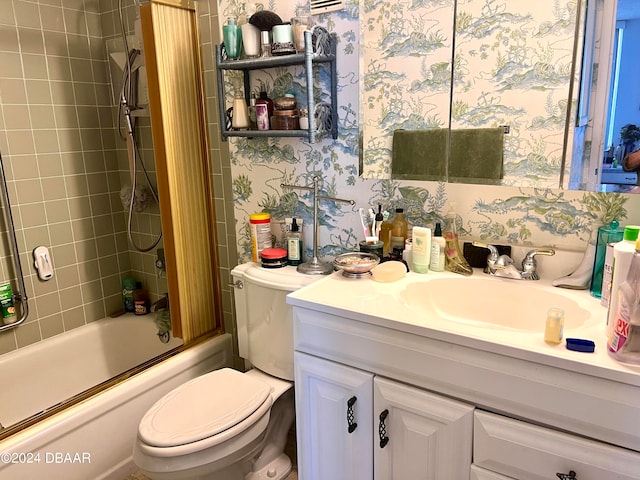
[360,0,640,192]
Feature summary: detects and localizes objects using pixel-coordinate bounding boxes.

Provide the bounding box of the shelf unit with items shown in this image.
[215,27,338,143]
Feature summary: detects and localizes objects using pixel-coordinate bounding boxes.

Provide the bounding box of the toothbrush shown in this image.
[358,208,372,238]
[373,205,383,240]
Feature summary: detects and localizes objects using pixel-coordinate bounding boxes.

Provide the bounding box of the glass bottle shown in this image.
[223,17,242,60]
[390,208,409,259]
[231,89,250,129]
[291,7,312,53]
[260,30,272,58]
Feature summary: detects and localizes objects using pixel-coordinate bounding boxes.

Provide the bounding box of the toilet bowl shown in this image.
[133,263,320,480]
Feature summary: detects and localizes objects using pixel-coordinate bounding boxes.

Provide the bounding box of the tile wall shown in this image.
[0,0,237,356]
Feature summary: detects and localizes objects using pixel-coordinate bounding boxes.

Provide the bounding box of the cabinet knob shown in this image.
[378,409,389,448]
[346,396,357,433]
[556,471,577,480]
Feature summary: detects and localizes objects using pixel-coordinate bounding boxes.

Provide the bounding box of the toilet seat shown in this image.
[138,368,272,450]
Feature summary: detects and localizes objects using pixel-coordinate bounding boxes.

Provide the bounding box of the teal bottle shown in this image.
[223,17,242,60]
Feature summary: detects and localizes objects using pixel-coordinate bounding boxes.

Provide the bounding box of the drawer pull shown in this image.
[347,396,357,433]
[378,409,389,448]
[556,471,577,480]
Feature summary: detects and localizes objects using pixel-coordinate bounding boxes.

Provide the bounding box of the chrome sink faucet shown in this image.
[472,242,555,280]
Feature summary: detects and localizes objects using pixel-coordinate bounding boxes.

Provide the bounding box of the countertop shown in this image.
[287,268,640,387]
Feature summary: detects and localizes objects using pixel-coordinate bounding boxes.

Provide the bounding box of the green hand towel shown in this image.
[391,128,448,180]
[391,127,504,183]
[449,128,504,184]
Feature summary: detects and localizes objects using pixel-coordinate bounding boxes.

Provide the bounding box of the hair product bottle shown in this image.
[390,208,409,259]
[379,211,393,258]
[287,218,303,266]
[429,222,446,272]
[133,282,150,315]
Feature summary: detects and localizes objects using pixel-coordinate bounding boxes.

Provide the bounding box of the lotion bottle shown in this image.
[412,226,431,274]
[429,222,446,272]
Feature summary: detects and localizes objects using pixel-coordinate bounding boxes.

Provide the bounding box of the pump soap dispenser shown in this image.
[443,204,472,276]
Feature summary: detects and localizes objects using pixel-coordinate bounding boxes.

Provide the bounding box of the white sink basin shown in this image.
[399,277,592,331]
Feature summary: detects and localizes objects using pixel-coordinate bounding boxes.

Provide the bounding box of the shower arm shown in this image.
[281,176,355,275]
[0,153,29,332]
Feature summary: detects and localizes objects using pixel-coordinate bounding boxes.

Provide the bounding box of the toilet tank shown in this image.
[231,263,321,381]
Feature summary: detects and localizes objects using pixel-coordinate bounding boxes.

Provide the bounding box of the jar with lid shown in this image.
[291,7,312,53]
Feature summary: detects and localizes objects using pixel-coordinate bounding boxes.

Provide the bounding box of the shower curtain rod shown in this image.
[0,151,29,332]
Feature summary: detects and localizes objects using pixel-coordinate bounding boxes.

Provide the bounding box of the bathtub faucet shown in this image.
[152,294,171,343]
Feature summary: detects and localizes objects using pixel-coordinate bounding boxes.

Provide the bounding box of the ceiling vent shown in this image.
[310,0,345,15]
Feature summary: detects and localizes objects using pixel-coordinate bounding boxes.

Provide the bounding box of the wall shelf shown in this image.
[215,28,338,143]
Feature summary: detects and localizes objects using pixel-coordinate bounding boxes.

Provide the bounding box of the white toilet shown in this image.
[133,262,319,480]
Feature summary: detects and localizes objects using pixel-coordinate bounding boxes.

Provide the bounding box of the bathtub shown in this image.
[0,314,233,480]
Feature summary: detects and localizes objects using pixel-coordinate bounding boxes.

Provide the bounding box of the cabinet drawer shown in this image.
[474,411,640,480]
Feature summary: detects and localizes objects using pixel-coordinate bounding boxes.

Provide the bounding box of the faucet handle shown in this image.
[472,241,502,274]
[472,241,498,259]
[521,248,555,280]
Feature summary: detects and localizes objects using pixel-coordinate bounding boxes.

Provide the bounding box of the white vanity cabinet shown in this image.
[290,296,640,480]
[294,351,474,480]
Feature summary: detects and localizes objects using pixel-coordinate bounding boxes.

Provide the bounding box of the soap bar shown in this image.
[371,261,406,283]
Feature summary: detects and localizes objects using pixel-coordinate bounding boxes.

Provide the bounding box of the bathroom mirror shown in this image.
[359,0,586,189]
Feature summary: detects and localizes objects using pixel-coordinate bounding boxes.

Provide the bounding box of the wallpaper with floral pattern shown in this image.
[216,0,638,267]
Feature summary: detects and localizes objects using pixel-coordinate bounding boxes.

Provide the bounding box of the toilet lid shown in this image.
[138,368,272,447]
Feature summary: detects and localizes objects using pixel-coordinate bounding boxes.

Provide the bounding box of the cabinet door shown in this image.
[294,351,373,480]
[373,376,474,480]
